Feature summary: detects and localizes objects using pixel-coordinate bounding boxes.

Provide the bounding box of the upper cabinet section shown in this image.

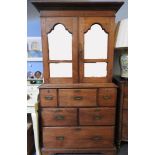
[32,0,123,84]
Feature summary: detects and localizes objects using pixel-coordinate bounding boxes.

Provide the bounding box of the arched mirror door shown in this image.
[79,17,114,83]
[42,17,78,83]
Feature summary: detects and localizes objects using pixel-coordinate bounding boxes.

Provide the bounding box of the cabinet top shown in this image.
[31,0,124,12]
[39,83,117,89]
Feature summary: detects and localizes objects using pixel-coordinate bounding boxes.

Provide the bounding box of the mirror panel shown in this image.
[84,62,107,77]
[84,24,108,59]
[50,63,72,77]
[48,24,72,60]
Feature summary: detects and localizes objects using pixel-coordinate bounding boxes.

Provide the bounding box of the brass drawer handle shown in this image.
[56,136,64,141]
[94,115,103,120]
[103,96,111,100]
[74,89,81,93]
[91,136,103,141]
[73,96,83,100]
[44,96,53,100]
[55,115,65,120]
[54,109,62,112]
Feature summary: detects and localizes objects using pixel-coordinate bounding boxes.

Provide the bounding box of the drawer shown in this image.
[59,89,97,107]
[122,109,128,126]
[123,97,128,109]
[43,127,114,149]
[40,89,57,107]
[124,83,128,98]
[98,88,117,107]
[122,125,128,141]
[41,108,77,126]
[79,108,115,125]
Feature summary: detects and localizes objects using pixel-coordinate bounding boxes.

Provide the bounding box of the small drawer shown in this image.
[122,109,128,126]
[59,89,97,107]
[41,108,77,126]
[43,127,114,149]
[40,89,57,107]
[123,97,128,109]
[79,108,115,125]
[122,125,128,141]
[98,88,117,107]
[124,83,128,98]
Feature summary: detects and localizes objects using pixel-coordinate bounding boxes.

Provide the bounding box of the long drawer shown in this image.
[41,108,77,126]
[43,127,114,149]
[59,89,97,107]
[79,108,115,126]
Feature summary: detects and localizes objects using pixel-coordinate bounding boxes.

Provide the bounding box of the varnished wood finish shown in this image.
[32,1,123,154]
[113,76,128,148]
[98,88,117,107]
[123,97,128,109]
[43,17,77,83]
[83,59,108,63]
[41,108,77,126]
[39,83,117,88]
[41,17,49,83]
[59,89,97,107]
[122,109,128,141]
[43,127,114,149]
[79,107,115,126]
[41,148,117,155]
[79,17,115,83]
[31,0,124,12]
[40,89,57,107]
[40,10,116,17]
[36,7,120,83]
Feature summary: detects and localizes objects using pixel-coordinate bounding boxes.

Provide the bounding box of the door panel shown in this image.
[79,17,115,83]
[41,17,78,83]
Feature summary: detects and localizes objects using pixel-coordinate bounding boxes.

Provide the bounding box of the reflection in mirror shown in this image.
[84,62,107,77]
[84,24,108,59]
[50,63,72,77]
[48,24,72,60]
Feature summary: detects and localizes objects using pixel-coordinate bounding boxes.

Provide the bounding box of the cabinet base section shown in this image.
[41,147,117,155]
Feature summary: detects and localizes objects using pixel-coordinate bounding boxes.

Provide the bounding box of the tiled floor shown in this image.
[33,143,128,155]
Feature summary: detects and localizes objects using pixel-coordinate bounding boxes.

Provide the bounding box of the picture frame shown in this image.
[27,37,42,58]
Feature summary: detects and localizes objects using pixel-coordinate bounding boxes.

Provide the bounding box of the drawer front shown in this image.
[122,110,128,126]
[98,88,116,107]
[43,127,114,149]
[79,108,115,125]
[122,109,128,140]
[123,97,128,109]
[41,108,77,126]
[122,125,128,141]
[40,89,57,107]
[59,89,97,107]
[124,83,128,98]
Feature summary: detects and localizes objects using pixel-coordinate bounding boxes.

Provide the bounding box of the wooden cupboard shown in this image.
[32,1,124,155]
[113,76,128,149]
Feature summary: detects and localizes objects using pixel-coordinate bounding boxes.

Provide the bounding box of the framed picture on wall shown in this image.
[27,37,42,60]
